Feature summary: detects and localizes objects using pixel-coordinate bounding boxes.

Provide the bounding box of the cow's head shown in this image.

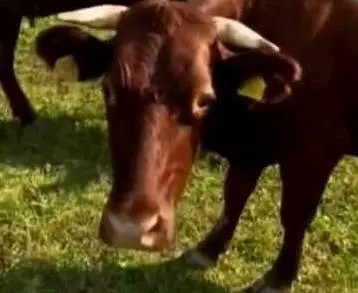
[36,0,301,251]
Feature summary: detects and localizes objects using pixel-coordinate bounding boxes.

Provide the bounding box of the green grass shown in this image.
[1,17,358,293]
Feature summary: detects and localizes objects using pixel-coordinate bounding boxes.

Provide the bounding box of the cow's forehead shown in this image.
[113,1,216,45]
[108,4,216,99]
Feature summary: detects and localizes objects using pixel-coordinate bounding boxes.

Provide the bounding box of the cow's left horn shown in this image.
[213,16,279,52]
[56,5,129,29]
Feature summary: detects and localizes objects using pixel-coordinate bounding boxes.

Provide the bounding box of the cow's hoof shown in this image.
[179,248,217,269]
[32,119,47,131]
[15,112,37,128]
[21,119,47,132]
[16,119,48,141]
[235,286,291,293]
[231,278,291,293]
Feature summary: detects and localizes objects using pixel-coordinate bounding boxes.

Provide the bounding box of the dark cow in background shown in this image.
[35,0,358,292]
[0,0,148,127]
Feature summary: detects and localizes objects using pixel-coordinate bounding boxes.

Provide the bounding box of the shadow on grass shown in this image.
[0,258,229,293]
[0,115,226,196]
[0,114,109,194]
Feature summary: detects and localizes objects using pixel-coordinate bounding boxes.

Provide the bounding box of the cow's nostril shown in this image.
[199,93,215,108]
[139,214,165,247]
[141,214,162,233]
[192,92,216,118]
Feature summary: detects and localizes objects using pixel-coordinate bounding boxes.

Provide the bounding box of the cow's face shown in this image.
[98,4,220,250]
[99,5,301,251]
[35,0,301,251]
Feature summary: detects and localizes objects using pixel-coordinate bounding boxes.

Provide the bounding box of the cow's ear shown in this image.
[214,49,302,105]
[35,25,114,82]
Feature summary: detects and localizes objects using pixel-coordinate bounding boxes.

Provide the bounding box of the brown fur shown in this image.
[110,0,216,97]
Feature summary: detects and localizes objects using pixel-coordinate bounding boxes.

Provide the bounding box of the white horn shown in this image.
[56,5,129,30]
[213,16,279,52]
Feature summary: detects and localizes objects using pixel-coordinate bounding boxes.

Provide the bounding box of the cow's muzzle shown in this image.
[98,204,174,251]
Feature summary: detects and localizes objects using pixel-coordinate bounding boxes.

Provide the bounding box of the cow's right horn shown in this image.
[56,5,129,30]
[213,16,279,52]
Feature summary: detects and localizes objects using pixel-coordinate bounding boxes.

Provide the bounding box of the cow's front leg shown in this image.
[181,164,264,269]
[238,153,341,293]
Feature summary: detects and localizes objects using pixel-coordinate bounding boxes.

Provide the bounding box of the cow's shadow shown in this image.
[1,257,229,293]
[0,115,224,196]
[0,114,110,194]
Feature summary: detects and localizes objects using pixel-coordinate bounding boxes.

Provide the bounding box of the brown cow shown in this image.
[35,1,302,292]
[35,0,357,292]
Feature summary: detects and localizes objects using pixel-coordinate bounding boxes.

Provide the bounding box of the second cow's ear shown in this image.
[35,25,114,82]
[213,47,302,105]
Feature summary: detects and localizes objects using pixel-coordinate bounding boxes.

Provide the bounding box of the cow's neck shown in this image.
[240,0,334,57]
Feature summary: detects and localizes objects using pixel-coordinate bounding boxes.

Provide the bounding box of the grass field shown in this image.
[1,17,358,293]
